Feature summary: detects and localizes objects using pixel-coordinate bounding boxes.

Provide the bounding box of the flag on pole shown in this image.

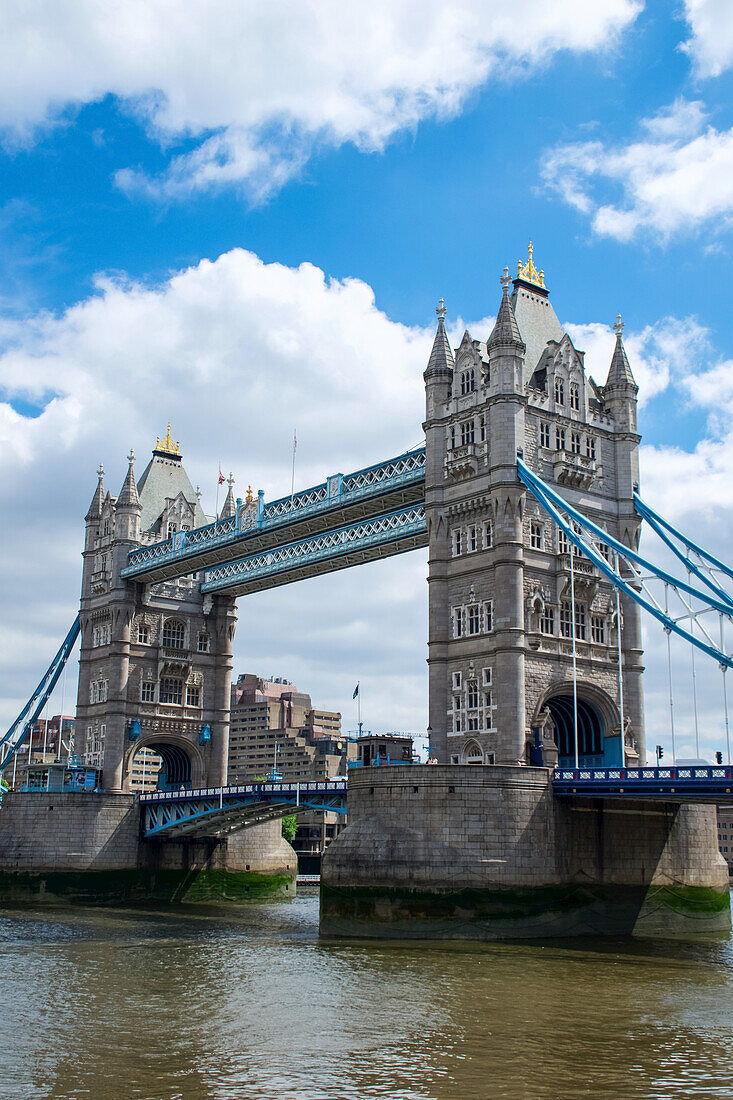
[352,683,359,699]
[218,466,225,485]
[293,429,297,453]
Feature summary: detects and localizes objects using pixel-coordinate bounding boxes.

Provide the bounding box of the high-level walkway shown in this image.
[121,447,426,590]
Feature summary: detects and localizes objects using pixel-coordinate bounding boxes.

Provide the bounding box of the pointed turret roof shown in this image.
[117,449,140,509]
[424,299,455,377]
[220,474,236,520]
[605,315,637,390]
[488,270,525,351]
[86,464,105,521]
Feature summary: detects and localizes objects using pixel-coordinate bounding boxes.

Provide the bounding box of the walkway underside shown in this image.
[141,782,347,839]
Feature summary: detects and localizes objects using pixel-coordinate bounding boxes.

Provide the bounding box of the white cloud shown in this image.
[681,0,733,78]
[0,0,641,199]
[542,98,733,240]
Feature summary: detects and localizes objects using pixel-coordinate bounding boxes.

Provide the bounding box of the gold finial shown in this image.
[155,421,181,456]
[245,485,254,504]
[516,241,545,289]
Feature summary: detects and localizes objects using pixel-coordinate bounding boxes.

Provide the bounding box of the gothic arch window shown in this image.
[570,382,580,411]
[162,619,185,650]
[463,740,483,764]
[460,366,476,395]
[554,378,565,405]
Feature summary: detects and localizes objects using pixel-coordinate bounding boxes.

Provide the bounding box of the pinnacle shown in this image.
[605,320,637,390]
[220,474,236,519]
[85,464,105,521]
[487,280,525,351]
[425,300,455,377]
[117,449,141,509]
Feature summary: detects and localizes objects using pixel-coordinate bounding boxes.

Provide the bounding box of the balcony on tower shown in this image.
[553,450,596,490]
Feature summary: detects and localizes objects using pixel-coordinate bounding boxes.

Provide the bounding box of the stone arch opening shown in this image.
[124,736,203,793]
[536,682,621,769]
[462,739,483,764]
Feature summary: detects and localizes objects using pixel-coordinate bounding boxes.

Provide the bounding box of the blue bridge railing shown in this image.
[553,765,733,801]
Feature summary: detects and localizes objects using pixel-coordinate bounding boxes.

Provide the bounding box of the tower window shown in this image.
[570,383,580,411]
[483,600,493,632]
[591,616,605,644]
[540,421,550,448]
[162,619,185,650]
[453,529,463,556]
[141,681,155,703]
[571,431,581,455]
[560,602,572,638]
[484,520,493,548]
[468,525,477,552]
[449,426,456,449]
[197,632,210,653]
[103,520,110,536]
[460,420,475,446]
[479,415,486,442]
[555,379,565,405]
[575,603,586,641]
[137,623,149,644]
[467,681,479,709]
[167,522,176,539]
[186,685,201,707]
[482,667,492,687]
[556,427,566,451]
[540,607,555,635]
[460,368,476,395]
[160,678,183,705]
[467,605,481,635]
[452,671,462,690]
[530,521,543,550]
[586,436,596,460]
[453,608,464,638]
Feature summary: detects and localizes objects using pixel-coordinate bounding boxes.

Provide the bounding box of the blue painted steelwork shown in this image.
[0,616,80,770]
[517,458,733,669]
[201,503,427,596]
[140,780,347,838]
[553,765,733,802]
[634,492,733,609]
[122,446,426,583]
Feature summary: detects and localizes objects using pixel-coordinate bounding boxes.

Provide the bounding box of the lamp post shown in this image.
[426,725,434,764]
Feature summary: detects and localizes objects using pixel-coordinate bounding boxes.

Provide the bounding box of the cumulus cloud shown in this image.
[0,0,641,199]
[542,98,733,240]
[681,0,733,78]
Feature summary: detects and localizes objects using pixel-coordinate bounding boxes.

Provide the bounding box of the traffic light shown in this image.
[656,745,664,762]
[715,751,723,765]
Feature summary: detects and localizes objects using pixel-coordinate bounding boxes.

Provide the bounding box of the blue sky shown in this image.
[2,0,733,758]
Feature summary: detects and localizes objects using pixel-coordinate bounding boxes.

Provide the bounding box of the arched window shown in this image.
[160,677,183,705]
[460,367,476,395]
[570,382,580,411]
[162,619,185,650]
[554,378,565,405]
[463,740,483,764]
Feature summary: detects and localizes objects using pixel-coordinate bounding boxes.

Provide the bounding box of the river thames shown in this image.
[1,890,732,1100]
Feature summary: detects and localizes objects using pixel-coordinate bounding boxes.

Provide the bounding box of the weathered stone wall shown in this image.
[321,765,731,939]
[0,791,296,905]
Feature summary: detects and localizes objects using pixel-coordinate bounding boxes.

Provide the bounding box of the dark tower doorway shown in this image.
[546,695,605,768]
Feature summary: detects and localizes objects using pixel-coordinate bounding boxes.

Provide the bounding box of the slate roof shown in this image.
[137,452,210,533]
[425,317,455,376]
[511,281,564,381]
[606,333,637,390]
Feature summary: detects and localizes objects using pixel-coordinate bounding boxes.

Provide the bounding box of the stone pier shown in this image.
[0,791,296,905]
[320,765,731,939]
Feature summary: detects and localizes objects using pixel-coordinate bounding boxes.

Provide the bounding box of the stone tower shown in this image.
[424,246,644,768]
[75,426,238,792]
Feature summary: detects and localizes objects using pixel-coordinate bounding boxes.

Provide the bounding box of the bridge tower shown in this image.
[425,246,644,768]
[75,427,237,792]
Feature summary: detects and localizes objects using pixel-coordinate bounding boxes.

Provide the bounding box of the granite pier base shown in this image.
[320,765,731,940]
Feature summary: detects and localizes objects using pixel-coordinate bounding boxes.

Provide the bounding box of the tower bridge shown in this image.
[2,243,732,936]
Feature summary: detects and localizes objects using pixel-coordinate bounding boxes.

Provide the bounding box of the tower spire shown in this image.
[424,298,455,378]
[605,313,637,390]
[85,463,105,521]
[220,473,236,519]
[488,270,525,351]
[117,449,140,508]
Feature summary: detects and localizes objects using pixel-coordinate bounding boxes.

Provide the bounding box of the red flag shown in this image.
[218,466,225,486]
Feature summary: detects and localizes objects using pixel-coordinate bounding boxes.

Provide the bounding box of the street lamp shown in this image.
[426,725,434,764]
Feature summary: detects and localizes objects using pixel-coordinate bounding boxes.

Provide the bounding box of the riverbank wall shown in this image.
[320,765,731,940]
[0,791,296,905]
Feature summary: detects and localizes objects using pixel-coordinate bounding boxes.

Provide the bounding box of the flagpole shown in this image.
[216,460,222,520]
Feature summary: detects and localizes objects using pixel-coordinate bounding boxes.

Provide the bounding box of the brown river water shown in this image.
[1,889,732,1100]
